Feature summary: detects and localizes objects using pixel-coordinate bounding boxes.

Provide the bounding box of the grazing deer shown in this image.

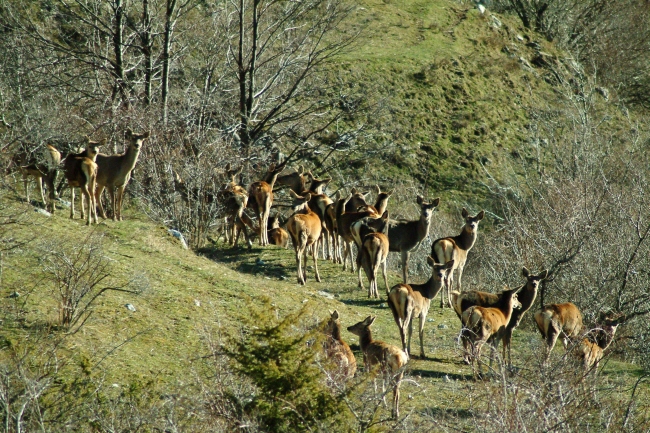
[534,302,584,363]
[461,286,522,376]
[14,144,61,212]
[95,129,150,221]
[347,316,408,419]
[451,267,548,368]
[324,310,357,381]
[388,196,440,284]
[388,258,454,358]
[356,211,390,297]
[431,208,485,308]
[286,191,322,285]
[63,140,103,225]
[275,165,307,194]
[268,215,289,248]
[247,161,287,246]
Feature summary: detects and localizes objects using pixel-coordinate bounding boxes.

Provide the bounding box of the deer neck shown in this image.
[417,214,433,240]
[359,331,373,353]
[122,144,142,172]
[330,323,342,342]
[453,226,477,251]
[415,275,443,300]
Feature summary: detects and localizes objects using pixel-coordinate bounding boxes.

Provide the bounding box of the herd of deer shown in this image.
[203,160,626,418]
[12,141,626,419]
[11,129,150,225]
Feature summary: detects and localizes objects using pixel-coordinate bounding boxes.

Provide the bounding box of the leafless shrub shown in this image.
[40,231,142,332]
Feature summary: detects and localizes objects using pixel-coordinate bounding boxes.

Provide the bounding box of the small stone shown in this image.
[8,291,20,299]
[34,208,51,217]
[256,258,265,266]
[380,303,387,308]
[437,323,448,329]
[444,375,451,382]
[167,229,188,249]
[194,299,201,307]
[427,318,435,323]
[317,291,335,299]
[125,303,136,312]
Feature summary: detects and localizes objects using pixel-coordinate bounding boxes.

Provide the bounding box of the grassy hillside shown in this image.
[2,0,649,431]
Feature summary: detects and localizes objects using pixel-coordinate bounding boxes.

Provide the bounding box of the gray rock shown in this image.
[437,323,448,329]
[8,291,20,298]
[34,208,51,217]
[167,229,188,249]
[125,303,136,312]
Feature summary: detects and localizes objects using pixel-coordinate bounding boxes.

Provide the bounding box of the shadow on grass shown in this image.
[409,368,472,381]
[340,298,387,309]
[198,243,291,280]
[420,406,474,420]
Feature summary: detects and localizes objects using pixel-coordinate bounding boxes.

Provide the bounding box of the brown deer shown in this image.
[575,313,621,372]
[461,286,522,376]
[286,190,322,285]
[275,165,307,194]
[533,302,584,363]
[356,211,390,296]
[337,195,381,272]
[451,267,548,368]
[324,310,357,382]
[347,316,408,419]
[95,129,150,221]
[357,185,392,215]
[247,162,287,246]
[388,196,440,284]
[431,208,485,308]
[63,140,103,225]
[14,144,61,212]
[388,258,454,358]
[324,191,343,263]
[268,215,289,248]
[304,175,334,260]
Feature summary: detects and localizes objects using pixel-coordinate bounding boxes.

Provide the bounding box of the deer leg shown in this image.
[401,250,409,284]
[69,187,75,219]
[80,185,90,225]
[406,314,414,358]
[545,324,560,363]
[419,314,426,359]
[36,176,46,207]
[295,246,304,285]
[313,239,321,283]
[116,185,126,221]
[382,259,390,296]
[393,372,402,419]
[95,184,107,219]
[22,172,30,203]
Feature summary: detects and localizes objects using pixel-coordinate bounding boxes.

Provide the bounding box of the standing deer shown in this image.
[63,140,103,225]
[95,129,150,221]
[451,267,548,368]
[275,165,307,194]
[461,286,522,376]
[388,196,440,284]
[216,164,248,246]
[337,196,381,272]
[286,191,322,285]
[247,161,287,246]
[388,258,454,358]
[14,144,61,212]
[356,211,390,297]
[431,208,485,308]
[324,310,357,382]
[533,302,584,363]
[347,316,408,419]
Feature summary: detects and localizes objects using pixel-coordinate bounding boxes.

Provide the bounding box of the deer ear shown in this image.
[382,210,389,219]
[99,138,107,146]
[539,270,549,280]
[416,195,424,205]
[225,162,231,171]
[331,310,339,319]
[303,193,312,202]
[445,259,455,269]
[522,267,530,277]
[431,197,441,207]
[477,210,485,220]
[289,189,300,199]
[126,128,133,136]
[461,208,469,218]
[374,185,381,194]
[386,189,394,196]
[426,255,435,266]
[351,187,358,194]
[143,131,150,138]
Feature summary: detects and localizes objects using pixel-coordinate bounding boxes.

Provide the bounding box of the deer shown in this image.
[347,316,408,419]
[388,196,440,284]
[95,129,150,221]
[388,257,454,359]
[575,313,621,373]
[304,174,334,260]
[356,211,390,296]
[533,302,584,364]
[451,267,548,368]
[461,286,522,376]
[268,214,290,248]
[337,195,381,273]
[286,190,322,285]
[358,185,392,215]
[324,191,343,263]
[247,161,287,246]
[13,144,61,212]
[323,310,357,382]
[63,139,103,225]
[431,208,485,308]
[275,165,307,194]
